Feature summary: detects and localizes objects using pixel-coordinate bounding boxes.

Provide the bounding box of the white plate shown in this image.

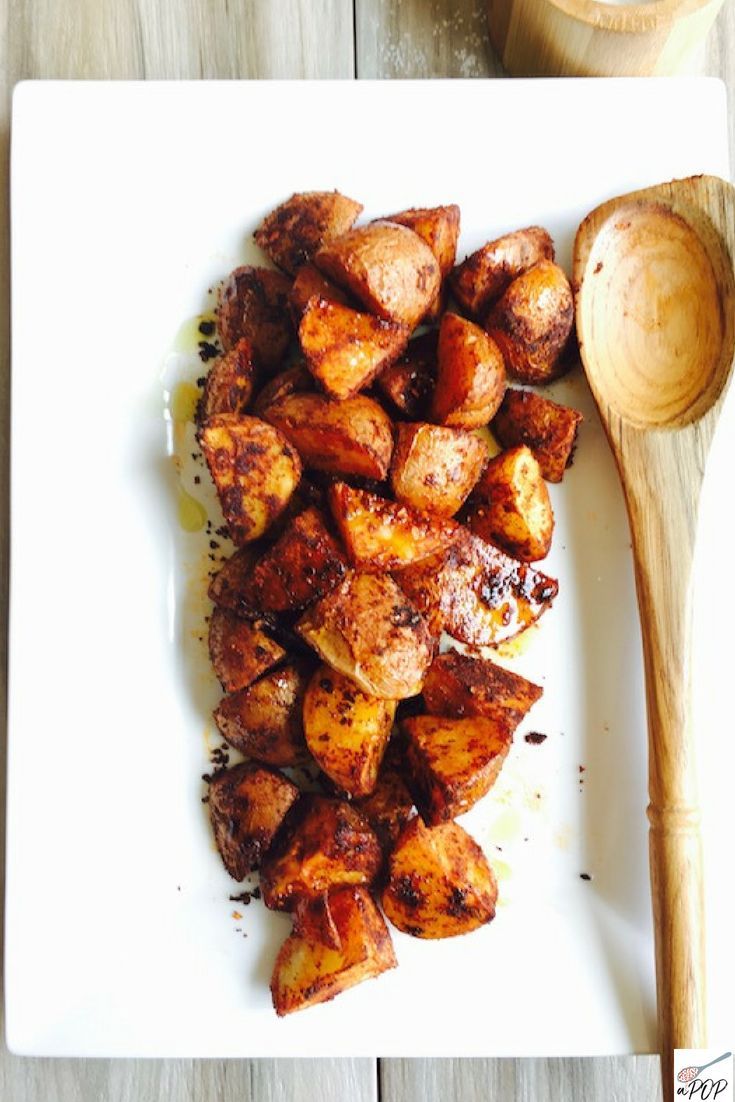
[6,78,734,1058]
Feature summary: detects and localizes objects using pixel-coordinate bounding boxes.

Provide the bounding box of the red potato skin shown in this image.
[450,226,555,319]
[216,266,293,371]
[390,422,489,518]
[199,338,256,420]
[485,260,574,385]
[255,191,363,275]
[492,388,583,483]
[382,205,461,323]
[432,313,506,429]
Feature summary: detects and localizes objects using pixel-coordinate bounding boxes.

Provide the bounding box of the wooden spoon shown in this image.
[574,175,735,1099]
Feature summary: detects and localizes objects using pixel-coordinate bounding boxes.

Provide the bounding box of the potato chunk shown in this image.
[450,226,555,319]
[208,607,285,692]
[252,363,313,418]
[292,892,342,951]
[467,445,554,561]
[199,338,256,420]
[383,205,460,322]
[271,886,396,1016]
[297,571,434,699]
[492,388,583,483]
[315,221,441,328]
[485,260,574,384]
[403,714,513,823]
[254,191,363,276]
[390,422,488,517]
[213,661,311,765]
[289,262,349,319]
[208,546,261,617]
[376,330,437,418]
[431,313,506,428]
[381,817,497,938]
[422,651,542,729]
[198,414,302,545]
[299,296,409,400]
[260,796,381,910]
[208,762,299,881]
[217,266,292,370]
[355,754,415,851]
[264,393,393,481]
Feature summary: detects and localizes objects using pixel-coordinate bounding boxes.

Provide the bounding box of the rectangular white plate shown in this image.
[6,78,734,1057]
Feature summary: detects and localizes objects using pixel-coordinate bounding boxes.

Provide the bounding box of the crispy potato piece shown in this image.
[299,296,409,400]
[199,338,256,420]
[355,756,415,851]
[467,445,554,561]
[390,422,488,517]
[254,191,363,276]
[450,226,555,318]
[260,796,381,910]
[422,651,542,729]
[492,388,582,483]
[217,266,293,370]
[403,714,513,823]
[329,481,459,572]
[213,661,311,765]
[297,571,434,700]
[397,529,558,647]
[198,414,302,545]
[376,330,437,419]
[381,817,497,938]
[252,363,313,418]
[303,664,396,797]
[208,762,299,880]
[271,886,396,1016]
[315,221,441,328]
[292,892,341,951]
[289,263,349,319]
[208,546,261,617]
[241,508,347,612]
[432,313,506,428]
[264,393,393,481]
[208,607,285,692]
[485,260,574,384]
[383,205,460,323]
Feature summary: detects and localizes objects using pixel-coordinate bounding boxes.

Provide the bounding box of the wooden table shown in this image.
[1,3,732,1099]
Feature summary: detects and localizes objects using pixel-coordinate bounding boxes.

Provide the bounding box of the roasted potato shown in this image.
[292,892,341,951]
[376,330,437,419]
[213,661,311,765]
[397,529,558,647]
[263,392,393,481]
[383,205,461,322]
[271,886,396,1016]
[492,388,582,483]
[485,260,574,384]
[208,607,285,692]
[303,664,396,797]
[255,191,363,276]
[450,226,555,318]
[208,546,261,617]
[289,262,349,319]
[422,651,542,729]
[252,363,313,418]
[296,571,434,700]
[217,265,293,370]
[467,445,554,561]
[431,312,506,428]
[315,221,441,328]
[198,414,302,545]
[299,296,409,400]
[381,817,497,938]
[390,422,488,518]
[354,753,415,851]
[208,762,300,880]
[329,481,459,572]
[260,796,381,910]
[403,714,513,823]
[199,337,256,421]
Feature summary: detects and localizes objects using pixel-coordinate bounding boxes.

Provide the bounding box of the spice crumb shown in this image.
[524,731,547,745]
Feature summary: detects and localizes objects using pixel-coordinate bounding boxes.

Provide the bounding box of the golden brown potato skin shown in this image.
[422,651,542,729]
[382,205,461,323]
[252,363,313,418]
[213,661,311,765]
[315,221,441,329]
[254,191,363,276]
[485,260,574,385]
[199,338,256,421]
[217,266,293,370]
[263,392,394,481]
[296,571,434,700]
[492,388,582,483]
[381,817,497,938]
[432,312,506,428]
[376,330,437,419]
[450,226,555,319]
[208,762,300,881]
[390,422,488,518]
[289,262,349,319]
[467,444,554,561]
[208,607,285,693]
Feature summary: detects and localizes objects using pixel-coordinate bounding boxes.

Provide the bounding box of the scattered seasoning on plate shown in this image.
[230,889,258,907]
[198,341,220,362]
[232,910,243,920]
[580,873,592,881]
[196,375,207,388]
[524,731,547,745]
[198,320,216,337]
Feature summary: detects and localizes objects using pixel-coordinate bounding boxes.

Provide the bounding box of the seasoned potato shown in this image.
[303,664,396,797]
[355,754,415,851]
[299,296,409,400]
[328,482,459,572]
[422,651,542,729]
[315,221,441,328]
[383,205,461,322]
[208,546,261,617]
[198,414,302,545]
[492,388,583,483]
[403,714,513,823]
[390,422,488,517]
[292,892,341,951]
[208,607,285,692]
[255,191,363,276]
[208,762,299,881]
[450,226,555,318]
[431,312,506,428]
[376,330,437,419]
[264,393,393,481]
[397,529,558,647]
[252,363,313,418]
[217,266,293,370]
[260,796,381,910]
[297,571,434,700]
[213,661,311,765]
[485,260,574,384]
[289,262,349,320]
[467,445,554,561]
[241,507,347,612]
[381,817,497,938]
[199,338,256,420]
[271,886,396,1016]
